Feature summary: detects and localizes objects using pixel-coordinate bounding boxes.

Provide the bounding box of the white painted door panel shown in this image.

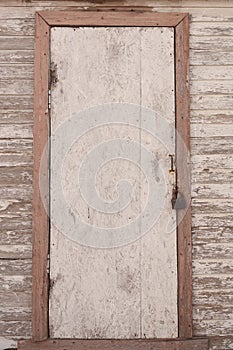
[49,27,177,339]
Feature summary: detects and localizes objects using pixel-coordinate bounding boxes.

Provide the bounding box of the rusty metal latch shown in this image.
[171,186,186,210]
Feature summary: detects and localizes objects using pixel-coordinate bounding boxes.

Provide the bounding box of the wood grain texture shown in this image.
[0,1,232,346]
[32,13,50,341]
[191,50,233,65]
[0,167,32,186]
[39,10,186,26]
[0,65,33,79]
[0,96,33,110]
[191,110,233,124]
[18,338,209,350]
[0,36,34,50]
[0,320,31,338]
[191,124,233,138]
[175,15,192,338]
[190,66,233,80]
[209,336,233,350]
[0,290,31,308]
[0,50,34,64]
[0,307,31,322]
[3,0,233,7]
[50,25,177,339]
[0,79,33,95]
[0,110,33,124]
[191,137,233,155]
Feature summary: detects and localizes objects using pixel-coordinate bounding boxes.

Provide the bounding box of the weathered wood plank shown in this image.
[192,184,233,199]
[191,154,233,169]
[0,110,33,124]
[32,12,50,342]
[194,319,233,336]
[192,183,233,199]
[193,260,233,276]
[0,124,32,138]
[0,96,33,110]
[0,185,32,200]
[0,79,33,95]
[0,65,33,79]
[191,110,233,124]
[209,336,233,350]
[191,95,233,110]
[193,243,233,260]
[192,227,233,245]
[0,167,32,185]
[0,36,34,50]
[193,290,233,307]
[191,123,233,137]
[0,229,31,245]
[18,338,209,350]
[0,307,31,321]
[191,22,233,36]
[175,14,192,338]
[0,50,34,64]
[192,198,233,213]
[0,6,233,22]
[10,0,233,7]
[190,35,233,51]
[194,305,233,321]
[194,275,233,291]
[0,5,233,22]
[0,244,31,259]
[191,50,233,65]
[0,200,31,216]
[50,25,176,339]
[192,168,233,184]
[192,214,233,227]
[0,153,33,167]
[139,27,177,338]
[191,137,233,155]
[0,260,31,276]
[0,19,34,36]
[191,66,233,80]
[191,80,233,95]
[0,216,31,231]
[0,139,32,151]
[0,320,31,338]
[0,291,31,308]
[0,275,31,292]
[40,10,186,26]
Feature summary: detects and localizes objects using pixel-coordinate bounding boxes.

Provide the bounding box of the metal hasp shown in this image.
[171,186,186,210]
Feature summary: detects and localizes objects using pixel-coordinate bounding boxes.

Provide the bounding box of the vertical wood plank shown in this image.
[32,12,50,341]
[140,27,177,338]
[49,26,142,339]
[175,15,192,338]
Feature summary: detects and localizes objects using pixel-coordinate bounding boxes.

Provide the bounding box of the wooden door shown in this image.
[49,26,177,339]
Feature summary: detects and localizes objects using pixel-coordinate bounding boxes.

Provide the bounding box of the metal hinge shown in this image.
[48,89,51,110]
[46,254,50,274]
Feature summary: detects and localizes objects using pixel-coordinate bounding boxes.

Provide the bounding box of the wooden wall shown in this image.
[0,1,232,349]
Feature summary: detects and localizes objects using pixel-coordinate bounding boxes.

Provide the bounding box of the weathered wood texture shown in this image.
[50,25,177,339]
[18,338,209,350]
[32,12,50,342]
[0,1,232,349]
[175,14,192,338]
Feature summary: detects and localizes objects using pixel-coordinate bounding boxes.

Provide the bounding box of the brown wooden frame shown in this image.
[19,9,208,350]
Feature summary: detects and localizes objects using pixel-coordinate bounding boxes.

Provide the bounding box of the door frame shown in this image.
[19,9,208,350]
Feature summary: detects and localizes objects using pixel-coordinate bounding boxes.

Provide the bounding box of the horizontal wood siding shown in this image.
[0,1,232,349]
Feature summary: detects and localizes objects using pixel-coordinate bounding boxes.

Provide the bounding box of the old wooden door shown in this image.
[49,26,177,339]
